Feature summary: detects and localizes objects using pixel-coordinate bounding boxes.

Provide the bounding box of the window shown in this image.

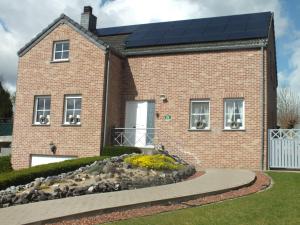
[64,95,81,125]
[190,100,210,130]
[224,99,245,130]
[53,41,69,61]
[34,96,51,125]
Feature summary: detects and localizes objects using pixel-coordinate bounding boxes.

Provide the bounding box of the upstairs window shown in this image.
[190,100,210,130]
[64,95,81,125]
[224,99,245,130]
[34,96,51,125]
[53,41,69,61]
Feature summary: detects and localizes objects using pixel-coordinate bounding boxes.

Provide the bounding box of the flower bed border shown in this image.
[46,172,270,225]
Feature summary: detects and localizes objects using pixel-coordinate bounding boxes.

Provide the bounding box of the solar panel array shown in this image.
[97,12,271,48]
[97,24,140,36]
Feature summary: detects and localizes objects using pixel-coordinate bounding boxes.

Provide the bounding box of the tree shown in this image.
[277,88,300,129]
[0,76,13,120]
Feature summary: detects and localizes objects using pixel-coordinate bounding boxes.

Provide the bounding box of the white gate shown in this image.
[269,129,300,169]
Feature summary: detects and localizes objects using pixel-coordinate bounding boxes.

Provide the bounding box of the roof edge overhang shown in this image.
[17,14,112,57]
[124,39,268,57]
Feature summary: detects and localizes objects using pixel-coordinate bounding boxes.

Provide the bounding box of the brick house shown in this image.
[11,6,277,170]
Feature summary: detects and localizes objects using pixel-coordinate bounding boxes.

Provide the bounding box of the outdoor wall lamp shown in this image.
[49,141,57,154]
[159,94,168,103]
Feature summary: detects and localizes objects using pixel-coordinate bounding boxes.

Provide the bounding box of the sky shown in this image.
[0,0,300,94]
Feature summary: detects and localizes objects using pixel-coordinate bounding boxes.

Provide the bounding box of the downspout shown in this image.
[103,49,110,148]
[261,46,265,170]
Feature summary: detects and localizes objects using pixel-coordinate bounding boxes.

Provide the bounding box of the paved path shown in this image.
[0,169,255,225]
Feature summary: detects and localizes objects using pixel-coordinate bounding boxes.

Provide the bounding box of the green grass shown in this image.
[0,156,12,173]
[106,172,300,225]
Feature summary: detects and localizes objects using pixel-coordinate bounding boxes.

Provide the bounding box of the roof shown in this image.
[97,12,272,50]
[18,11,273,57]
[18,14,111,57]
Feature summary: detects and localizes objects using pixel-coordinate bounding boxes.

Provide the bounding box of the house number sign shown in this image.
[164,114,172,121]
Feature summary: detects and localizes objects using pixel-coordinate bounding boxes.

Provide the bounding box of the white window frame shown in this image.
[53,41,70,61]
[64,95,82,125]
[33,96,51,125]
[190,100,210,130]
[224,99,245,130]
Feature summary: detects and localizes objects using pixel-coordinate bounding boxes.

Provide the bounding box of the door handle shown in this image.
[133,126,136,128]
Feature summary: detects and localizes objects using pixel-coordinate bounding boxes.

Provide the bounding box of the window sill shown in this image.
[50,59,70,63]
[223,129,246,132]
[32,124,50,126]
[188,129,211,132]
[62,124,81,127]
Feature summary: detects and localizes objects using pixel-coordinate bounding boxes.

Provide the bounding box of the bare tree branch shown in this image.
[277,88,300,129]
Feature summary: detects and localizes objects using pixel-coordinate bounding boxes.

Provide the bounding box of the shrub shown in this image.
[0,156,106,190]
[0,156,12,173]
[102,146,141,157]
[0,146,140,190]
[124,154,183,171]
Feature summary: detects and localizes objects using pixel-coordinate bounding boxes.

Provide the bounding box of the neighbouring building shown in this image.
[11,6,277,170]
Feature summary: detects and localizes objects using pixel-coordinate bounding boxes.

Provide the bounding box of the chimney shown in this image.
[80,6,97,32]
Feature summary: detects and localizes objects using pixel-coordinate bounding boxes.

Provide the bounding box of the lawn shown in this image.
[107,172,300,225]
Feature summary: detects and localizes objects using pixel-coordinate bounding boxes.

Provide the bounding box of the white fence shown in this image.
[269,129,300,169]
[112,128,156,148]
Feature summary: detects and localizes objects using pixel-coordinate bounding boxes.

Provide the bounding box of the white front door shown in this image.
[125,101,154,147]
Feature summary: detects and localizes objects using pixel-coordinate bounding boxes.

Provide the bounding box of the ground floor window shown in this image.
[190,100,210,130]
[34,96,51,125]
[224,99,245,130]
[64,95,81,125]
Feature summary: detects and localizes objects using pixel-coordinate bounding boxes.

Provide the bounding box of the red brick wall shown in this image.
[12,24,106,169]
[122,49,273,170]
[105,53,124,145]
[12,22,277,170]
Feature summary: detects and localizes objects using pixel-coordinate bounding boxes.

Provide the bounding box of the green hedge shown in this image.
[0,156,105,190]
[0,156,13,173]
[0,146,141,190]
[102,146,142,157]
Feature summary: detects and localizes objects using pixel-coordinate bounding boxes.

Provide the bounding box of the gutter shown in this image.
[125,41,268,56]
[102,48,110,149]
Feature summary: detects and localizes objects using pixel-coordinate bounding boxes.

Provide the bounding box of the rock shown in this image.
[62,186,69,192]
[94,176,101,182]
[58,173,67,179]
[37,192,49,201]
[52,184,60,192]
[122,163,132,169]
[44,177,58,186]
[102,162,115,174]
[33,180,42,188]
[97,182,107,192]
[2,203,10,208]
[73,186,88,196]
[159,173,166,178]
[86,186,95,194]
[69,182,78,187]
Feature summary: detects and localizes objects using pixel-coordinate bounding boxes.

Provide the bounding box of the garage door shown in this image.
[31,155,76,167]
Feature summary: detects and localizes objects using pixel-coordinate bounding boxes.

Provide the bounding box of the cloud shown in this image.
[0,0,290,92]
[283,37,300,94]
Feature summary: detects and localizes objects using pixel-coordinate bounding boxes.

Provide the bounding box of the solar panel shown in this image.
[120,12,272,48]
[97,24,140,36]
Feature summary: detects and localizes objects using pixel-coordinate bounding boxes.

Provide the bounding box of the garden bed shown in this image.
[0,153,195,208]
